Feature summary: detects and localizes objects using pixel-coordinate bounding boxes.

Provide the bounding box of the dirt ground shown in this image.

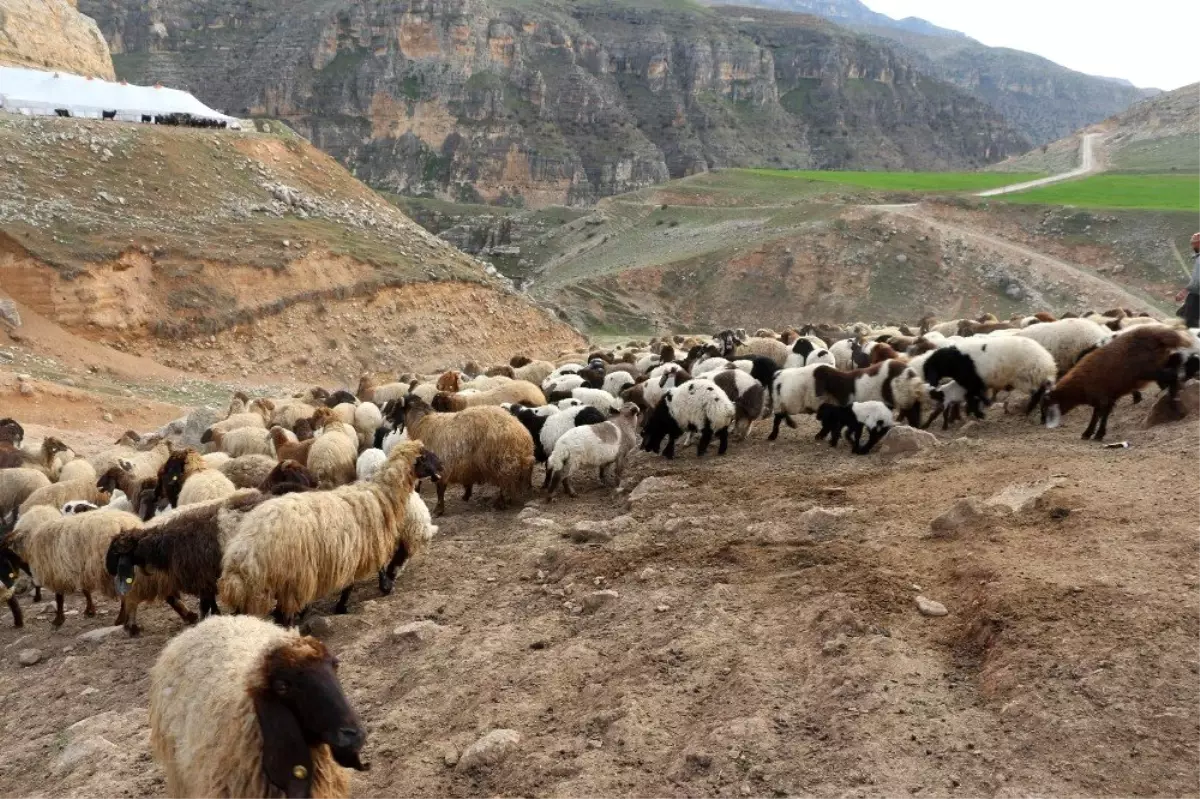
[0,379,1196,799]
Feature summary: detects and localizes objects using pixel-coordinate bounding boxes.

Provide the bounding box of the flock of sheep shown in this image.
[0,306,1196,798]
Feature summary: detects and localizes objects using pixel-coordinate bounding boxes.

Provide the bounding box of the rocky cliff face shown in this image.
[80,0,1028,207]
[0,0,114,79]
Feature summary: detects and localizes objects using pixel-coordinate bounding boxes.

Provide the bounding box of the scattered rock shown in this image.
[77,626,125,643]
[628,476,688,503]
[566,520,614,544]
[582,589,619,614]
[18,382,35,397]
[985,477,1067,514]
[638,567,658,582]
[392,620,441,646]
[53,734,119,776]
[655,604,671,613]
[958,420,981,437]
[17,648,41,666]
[930,498,991,538]
[915,596,948,617]
[877,425,937,459]
[441,746,460,768]
[796,506,855,541]
[895,253,908,264]
[517,506,540,520]
[1143,381,1199,427]
[455,729,521,772]
[523,517,560,530]
[101,412,114,423]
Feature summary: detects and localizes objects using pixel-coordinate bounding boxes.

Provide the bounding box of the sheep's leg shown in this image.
[546,469,562,501]
[334,586,353,615]
[32,581,41,603]
[434,483,447,517]
[663,435,677,459]
[696,427,713,456]
[83,591,96,618]
[1025,386,1049,415]
[200,595,220,617]
[542,467,553,490]
[165,595,199,625]
[462,483,473,502]
[716,428,729,455]
[769,414,785,441]
[52,593,65,628]
[1081,407,1101,439]
[902,404,921,427]
[563,476,577,498]
[380,544,410,596]
[122,599,142,637]
[7,596,22,628]
[599,463,613,487]
[1131,390,1143,404]
[920,408,940,429]
[1093,403,1115,441]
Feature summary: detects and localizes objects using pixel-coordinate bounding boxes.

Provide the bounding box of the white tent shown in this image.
[0,65,238,126]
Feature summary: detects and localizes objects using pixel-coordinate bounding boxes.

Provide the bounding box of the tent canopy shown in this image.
[0,65,238,124]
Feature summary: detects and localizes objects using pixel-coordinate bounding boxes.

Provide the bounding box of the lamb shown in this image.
[158,448,238,508]
[546,404,641,499]
[922,337,1057,418]
[534,404,607,467]
[924,379,970,430]
[107,490,262,634]
[395,397,534,516]
[643,377,736,458]
[810,360,910,408]
[18,478,110,515]
[642,366,691,411]
[149,615,368,799]
[219,454,279,489]
[783,338,835,369]
[218,442,442,622]
[7,505,143,626]
[57,458,97,485]
[711,366,765,441]
[602,371,636,397]
[814,401,895,453]
[210,426,277,458]
[0,468,52,522]
[1044,325,1192,440]
[431,380,546,411]
[1016,318,1114,375]
[767,365,827,440]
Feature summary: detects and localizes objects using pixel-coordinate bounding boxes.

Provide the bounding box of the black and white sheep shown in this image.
[642,377,736,458]
[546,404,641,499]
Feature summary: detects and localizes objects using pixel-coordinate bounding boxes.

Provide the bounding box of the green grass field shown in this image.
[741,168,1045,192]
[999,174,1199,212]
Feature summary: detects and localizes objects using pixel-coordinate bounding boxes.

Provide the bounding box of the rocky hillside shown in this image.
[0,0,114,79]
[709,0,1152,145]
[80,0,1027,207]
[0,114,584,380]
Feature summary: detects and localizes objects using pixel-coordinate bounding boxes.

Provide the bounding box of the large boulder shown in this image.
[877,425,938,459]
[1143,381,1200,428]
[930,497,992,538]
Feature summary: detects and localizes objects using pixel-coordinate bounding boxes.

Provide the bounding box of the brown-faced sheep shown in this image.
[158,449,238,508]
[396,397,534,516]
[430,380,546,412]
[218,442,442,623]
[97,463,159,520]
[260,460,318,495]
[0,437,71,476]
[271,427,315,466]
[149,616,368,799]
[8,505,143,626]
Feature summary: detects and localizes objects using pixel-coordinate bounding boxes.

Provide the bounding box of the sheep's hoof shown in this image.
[52,615,65,629]
[84,607,96,618]
[184,612,199,625]
[125,624,142,638]
[379,578,395,596]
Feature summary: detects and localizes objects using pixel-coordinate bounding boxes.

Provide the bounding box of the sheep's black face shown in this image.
[263,645,368,771]
[159,457,187,505]
[0,550,18,590]
[414,449,444,483]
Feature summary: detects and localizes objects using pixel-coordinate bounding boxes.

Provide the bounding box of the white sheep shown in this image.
[767,365,826,440]
[602,371,635,397]
[356,448,387,482]
[570,387,622,414]
[546,404,641,498]
[149,615,368,799]
[1016,318,1112,376]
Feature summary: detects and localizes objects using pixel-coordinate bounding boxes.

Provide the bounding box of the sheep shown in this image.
[1,542,24,627]
[569,387,623,415]
[0,468,52,522]
[924,379,970,430]
[18,478,110,515]
[356,373,410,405]
[0,418,24,447]
[270,401,320,431]
[158,448,238,508]
[642,366,691,412]
[1044,325,1192,440]
[218,454,278,489]
[542,374,587,398]
[711,367,765,441]
[218,442,442,623]
[271,426,315,466]
[149,615,368,799]
[513,359,554,385]
[7,505,143,626]
[829,338,865,370]
[1016,318,1113,376]
[260,460,319,496]
[814,401,894,454]
[460,373,513,392]
[394,397,534,516]
[88,438,171,487]
[352,402,383,449]
[203,451,233,470]
[642,377,736,458]
[734,337,790,366]
[508,403,607,487]
[808,360,910,409]
[200,400,274,443]
[602,371,635,397]
[431,380,546,412]
[356,448,387,482]
[62,500,100,514]
[211,426,277,458]
[546,404,641,499]
[225,390,250,417]
[767,365,827,440]
[57,458,97,485]
[308,423,359,489]
[0,437,71,476]
[783,338,836,369]
[107,490,262,634]
[96,464,158,521]
[922,337,1057,418]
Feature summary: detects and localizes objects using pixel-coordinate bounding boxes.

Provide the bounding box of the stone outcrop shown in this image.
[0,0,115,79]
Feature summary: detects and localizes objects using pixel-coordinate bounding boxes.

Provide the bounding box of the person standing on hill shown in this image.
[1178,233,1200,328]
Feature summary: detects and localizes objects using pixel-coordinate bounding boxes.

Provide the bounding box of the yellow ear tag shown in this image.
[125,577,133,583]
[292,765,308,780]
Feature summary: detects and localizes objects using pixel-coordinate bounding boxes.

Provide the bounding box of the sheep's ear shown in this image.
[255,694,314,799]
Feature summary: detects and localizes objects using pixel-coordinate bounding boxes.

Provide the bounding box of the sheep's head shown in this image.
[250,398,276,419]
[42,437,70,459]
[325,391,358,408]
[292,418,314,441]
[486,365,515,378]
[413,447,443,483]
[96,463,131,495]
[462,360,482,378]
[435,371,461,394]
[510,354,532,369]
[157,449,196,506]
[356,374,375,397]
[429,393,459,413]
[255,637,369,797]
[106,532,140,595]
[0,418,24,447]
[309,407,338,430]
[261,460,317,493]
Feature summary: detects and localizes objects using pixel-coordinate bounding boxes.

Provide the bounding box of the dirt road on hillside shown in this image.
[976,133,1102,197]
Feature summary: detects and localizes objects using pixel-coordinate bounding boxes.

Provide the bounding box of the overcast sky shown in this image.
[863,0,1198,90]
